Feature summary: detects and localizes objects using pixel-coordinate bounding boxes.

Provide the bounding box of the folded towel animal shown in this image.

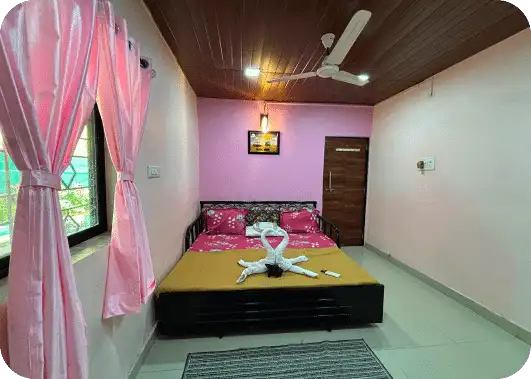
[245,222,284,238]
[237,227,318,283]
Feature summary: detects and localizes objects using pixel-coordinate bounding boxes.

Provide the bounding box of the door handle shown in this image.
[326,171,335,192]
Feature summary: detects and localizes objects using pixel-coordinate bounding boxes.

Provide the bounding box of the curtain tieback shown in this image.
[20,170,61,190]
[117,172,134,182]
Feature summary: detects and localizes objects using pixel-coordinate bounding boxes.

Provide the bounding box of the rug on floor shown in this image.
[181,339,393,379]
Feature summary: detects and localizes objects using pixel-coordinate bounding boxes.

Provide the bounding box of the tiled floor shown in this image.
[138,247,530,379]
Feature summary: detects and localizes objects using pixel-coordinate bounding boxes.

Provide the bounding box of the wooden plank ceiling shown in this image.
[144,0,528,105]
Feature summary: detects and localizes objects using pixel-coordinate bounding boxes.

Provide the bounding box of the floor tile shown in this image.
[374,349,412,379]
[378,340,529,379]
[141,338,215,372]
[141,332,304,373]
[137,369,183,379]
[347,247,518,344]
[220,331,305,349]
[300,313,453,351]
[138,247,530,379]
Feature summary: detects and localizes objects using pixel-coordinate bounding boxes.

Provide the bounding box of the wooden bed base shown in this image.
[157,284,384,337]
[157,201,384,338]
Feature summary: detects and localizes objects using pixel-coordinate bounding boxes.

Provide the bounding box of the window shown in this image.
[0,107,108,278]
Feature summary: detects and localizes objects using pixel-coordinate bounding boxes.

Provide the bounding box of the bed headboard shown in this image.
[185,201,340,250]
[200,201,318,225]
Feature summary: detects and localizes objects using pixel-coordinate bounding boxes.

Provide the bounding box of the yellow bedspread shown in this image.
[158,247,379,293]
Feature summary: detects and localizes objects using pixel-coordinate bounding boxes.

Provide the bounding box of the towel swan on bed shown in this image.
[237,228,319,283]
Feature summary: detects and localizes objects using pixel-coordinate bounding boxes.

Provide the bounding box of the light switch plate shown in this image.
[419,157,435,171]
[147,166,161,179]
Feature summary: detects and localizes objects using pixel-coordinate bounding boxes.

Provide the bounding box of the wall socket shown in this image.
[147,166,161,179]
[418,157,435,171]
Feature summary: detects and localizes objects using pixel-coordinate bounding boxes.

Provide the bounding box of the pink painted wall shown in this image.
[199,98,373,208]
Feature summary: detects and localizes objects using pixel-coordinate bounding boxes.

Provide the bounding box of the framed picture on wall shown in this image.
[248,131,281,155]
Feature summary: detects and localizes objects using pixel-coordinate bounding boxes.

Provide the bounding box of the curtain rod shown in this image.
[113,26,156,79]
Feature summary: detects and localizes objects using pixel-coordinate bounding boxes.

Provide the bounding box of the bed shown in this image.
[155,201,384,337]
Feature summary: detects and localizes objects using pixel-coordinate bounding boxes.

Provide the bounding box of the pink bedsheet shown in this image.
[188,232,337,252]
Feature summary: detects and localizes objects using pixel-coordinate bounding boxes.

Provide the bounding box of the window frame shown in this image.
[0,106,108,279]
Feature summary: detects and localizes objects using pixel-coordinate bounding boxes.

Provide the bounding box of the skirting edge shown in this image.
[365,243,531,345]
[127,322,158,379]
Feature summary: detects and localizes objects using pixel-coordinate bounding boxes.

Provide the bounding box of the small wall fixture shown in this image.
[260,113,270,133]
[260,102,270,133]
[417,157,435,171]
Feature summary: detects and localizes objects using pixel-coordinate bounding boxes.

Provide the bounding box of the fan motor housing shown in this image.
[317,64,340,78]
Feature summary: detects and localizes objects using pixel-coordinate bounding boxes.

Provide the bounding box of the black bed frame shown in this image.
[156,201,384,338]
[185,201,341,250]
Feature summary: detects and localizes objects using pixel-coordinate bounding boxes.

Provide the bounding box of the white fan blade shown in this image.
[267,72,317,83]
[332,71,369,86]
[326,10,372,66]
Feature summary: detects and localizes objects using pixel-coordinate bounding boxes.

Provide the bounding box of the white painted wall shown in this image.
[0,0,198,375]
[366,30,531,332]
[109,0,200,282]
[82,0,200,377]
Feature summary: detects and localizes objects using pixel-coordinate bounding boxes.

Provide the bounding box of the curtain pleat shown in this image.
[97,1,155,319]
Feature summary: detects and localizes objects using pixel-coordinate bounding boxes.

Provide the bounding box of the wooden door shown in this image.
[322,137,369,246]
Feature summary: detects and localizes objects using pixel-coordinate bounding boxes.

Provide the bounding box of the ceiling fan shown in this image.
[268,10,372,86]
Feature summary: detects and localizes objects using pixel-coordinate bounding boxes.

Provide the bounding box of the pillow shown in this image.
[246,222,284,238]
[280,209,320,233]
[205,208,248,235]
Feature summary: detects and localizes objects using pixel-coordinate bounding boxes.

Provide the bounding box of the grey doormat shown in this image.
[182,339,393,379]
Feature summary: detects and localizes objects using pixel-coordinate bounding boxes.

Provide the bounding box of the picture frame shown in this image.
[248,131,281,155]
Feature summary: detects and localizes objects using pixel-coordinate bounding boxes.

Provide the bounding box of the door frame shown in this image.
[323,136,370,245]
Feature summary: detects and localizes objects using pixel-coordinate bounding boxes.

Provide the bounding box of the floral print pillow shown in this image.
[205,208,248,235]
[202,203,316,226]
[280,209,320,233]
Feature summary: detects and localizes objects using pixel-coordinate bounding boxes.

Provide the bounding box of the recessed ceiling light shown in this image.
[244,67,261,78]
[358,73,370,82]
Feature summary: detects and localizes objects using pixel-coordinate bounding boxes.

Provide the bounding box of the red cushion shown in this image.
[206,208,248,235]
[280,209,320,233]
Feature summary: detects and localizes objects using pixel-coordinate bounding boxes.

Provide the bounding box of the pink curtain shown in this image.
[97,1,155,319]
[0,0,98,378]
[0,303,7,365]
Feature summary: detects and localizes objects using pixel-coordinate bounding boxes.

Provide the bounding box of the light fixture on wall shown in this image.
[260,114,270,133]
[260,102,270,133]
